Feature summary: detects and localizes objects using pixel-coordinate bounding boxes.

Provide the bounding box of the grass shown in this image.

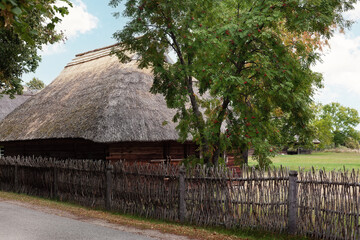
[249,152,360,171]
[0,191,308,240]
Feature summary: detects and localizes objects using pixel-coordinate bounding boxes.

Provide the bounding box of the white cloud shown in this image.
[312,2,360,102]
[57,0,98,39]
[313,33,360,97]
[314,85,340,104]
[312,25,360,131]
[41,0,98,56]
[40,43,67,56]
[345,2,360,21]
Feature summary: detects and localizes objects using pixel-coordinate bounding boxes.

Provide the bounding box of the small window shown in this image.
[0,146,4,157]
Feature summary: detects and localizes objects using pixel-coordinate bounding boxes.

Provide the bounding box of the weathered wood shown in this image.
[1,156,360,240]
[14,163,18,193]
[287,170,298,235]
[105,163,113,210]
[53,166,58,199]
[2,139,107,160]
[179,166,186,222]
[108,141,197,162]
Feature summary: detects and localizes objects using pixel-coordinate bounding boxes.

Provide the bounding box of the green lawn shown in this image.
[249,152,360,171]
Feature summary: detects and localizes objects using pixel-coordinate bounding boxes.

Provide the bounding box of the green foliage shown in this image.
[345,137,360,149]
[0,0,71,97]
[313,104,334,149]
[322,102,360,136]
[110,0,358,166]
[26,77,45,90]
[0,28,37,97]
[314,102,360,148]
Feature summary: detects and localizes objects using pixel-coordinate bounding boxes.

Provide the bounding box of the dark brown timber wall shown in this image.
[1,139,198,163]
[1,139,107,159]
[107,141,198,163]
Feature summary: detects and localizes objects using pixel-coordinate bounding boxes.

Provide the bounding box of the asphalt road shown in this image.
[0,202,157,240]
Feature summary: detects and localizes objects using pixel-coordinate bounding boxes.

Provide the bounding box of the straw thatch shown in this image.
[0,45,180,143]
[0,92,34,121]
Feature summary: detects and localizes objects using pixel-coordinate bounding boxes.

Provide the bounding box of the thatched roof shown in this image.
[0,45,181,143]
[0,92,34,121]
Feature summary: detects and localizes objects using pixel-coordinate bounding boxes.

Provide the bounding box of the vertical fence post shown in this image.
[179,166,186,223]
[105,163,113,211]
[288,170,298,235]
[53,165,58,199]
[14,163,18,193]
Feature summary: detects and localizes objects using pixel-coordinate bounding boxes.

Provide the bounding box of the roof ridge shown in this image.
[75,43,119,57]
[66,44,122,68]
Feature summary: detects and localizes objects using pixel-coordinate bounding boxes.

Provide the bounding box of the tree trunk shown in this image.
[168,36,211,164]
[211,98,231,166]
[212,98,231,165]
[186,76,210,164]
[212,147,220,166]
[242,147,249,165]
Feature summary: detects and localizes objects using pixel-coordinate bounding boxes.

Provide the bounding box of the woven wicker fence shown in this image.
[0,156,106,208]
[111,162,180,221]
[297,169,360,240]
[0,156,359,239]
[184,165,290,231]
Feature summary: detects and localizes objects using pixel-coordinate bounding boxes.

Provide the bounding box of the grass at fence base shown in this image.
[249,152,360,171]
[0,191,309,240]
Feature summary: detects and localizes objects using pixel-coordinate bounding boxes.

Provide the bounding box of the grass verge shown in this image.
[0,191,308,240]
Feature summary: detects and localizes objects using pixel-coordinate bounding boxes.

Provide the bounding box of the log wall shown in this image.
[1,139,107,160]
[107,141,198,163]
[1,139,198,164]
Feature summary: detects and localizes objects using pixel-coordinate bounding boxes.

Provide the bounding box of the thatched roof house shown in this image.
[0,91,35,157]
[0,92,34,121]
[0,45,197,161]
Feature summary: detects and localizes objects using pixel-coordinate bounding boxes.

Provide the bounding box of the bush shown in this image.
[345,137,359,149]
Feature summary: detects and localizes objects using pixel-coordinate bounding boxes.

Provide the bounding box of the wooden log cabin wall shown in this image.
[2,139,198,164]
[1,139,107,160]
[107,141,198,164]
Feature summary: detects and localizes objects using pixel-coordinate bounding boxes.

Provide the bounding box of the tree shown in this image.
[110,0,357,167]
[26,77,45,91]
[315,102,360,147]
[0,28,40,97]
[313,106,334,149]
[0,0,71,97]
[345,136,360,149]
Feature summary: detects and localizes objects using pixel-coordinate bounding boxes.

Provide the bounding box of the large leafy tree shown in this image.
[315,102,360,147]
[313,104,334,149]
[110,0,357,167]
[0,0,71,97]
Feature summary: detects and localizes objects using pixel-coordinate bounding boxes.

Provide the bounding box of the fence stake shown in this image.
[179,166,186,223]
[14,163,18,193]
[105,163,113,211]
[53,166,58,199]
[288,170,298,235]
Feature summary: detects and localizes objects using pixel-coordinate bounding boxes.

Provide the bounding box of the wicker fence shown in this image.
[297,169,360,240]
[0,156,359,239]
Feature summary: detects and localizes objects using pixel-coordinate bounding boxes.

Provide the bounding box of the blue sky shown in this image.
[23,1,360,119]
[23,0,126,85]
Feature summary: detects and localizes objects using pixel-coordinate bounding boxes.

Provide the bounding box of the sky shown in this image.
[23,1,360,117]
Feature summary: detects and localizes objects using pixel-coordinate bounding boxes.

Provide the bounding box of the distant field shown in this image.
[249,152,360,171]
